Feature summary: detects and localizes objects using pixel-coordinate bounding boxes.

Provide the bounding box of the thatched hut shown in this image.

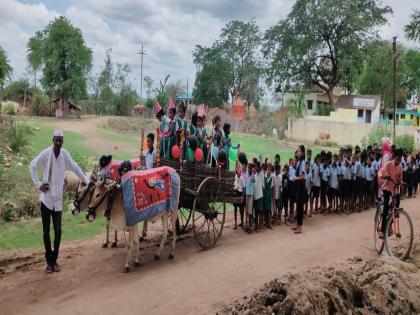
[44,98,83,117]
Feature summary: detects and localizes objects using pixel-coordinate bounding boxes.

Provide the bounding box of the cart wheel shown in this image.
[176,206,192,235]
[192,177,226,250]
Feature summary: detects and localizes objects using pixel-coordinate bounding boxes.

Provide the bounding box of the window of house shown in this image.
[307,100,313,110]
[357,109,364,118]
[401,114,406,119]
[388,114,393,120]
[410,115,414,120]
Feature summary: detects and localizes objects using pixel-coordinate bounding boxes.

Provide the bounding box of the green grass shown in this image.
[0,204,105,251]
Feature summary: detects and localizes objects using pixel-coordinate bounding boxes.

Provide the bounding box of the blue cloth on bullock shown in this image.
[120,166,180,226]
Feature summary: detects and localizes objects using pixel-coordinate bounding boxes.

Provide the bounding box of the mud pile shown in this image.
[226,256,420,315]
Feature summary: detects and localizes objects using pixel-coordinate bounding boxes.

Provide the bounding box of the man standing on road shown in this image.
[29,130,89,273]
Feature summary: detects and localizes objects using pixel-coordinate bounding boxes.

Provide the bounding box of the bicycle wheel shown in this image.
[373,209,385,254]
[385,209,414,260]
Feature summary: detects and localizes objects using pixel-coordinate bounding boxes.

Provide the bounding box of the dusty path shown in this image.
[56,116,138,155]
[0,198,419,315]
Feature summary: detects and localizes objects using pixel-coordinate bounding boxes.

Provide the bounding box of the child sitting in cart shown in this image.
[154,101,175,159]
[175,102,188,159]
[211,115,222,167]
[221,123,239,170]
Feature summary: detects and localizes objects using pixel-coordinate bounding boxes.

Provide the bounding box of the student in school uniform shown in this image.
[262,164,273,229]
[144,133,157,170]
[342,152,353,214]
[272,163,283,225]
[244,162,255,233]
[281,165,290,224]
[233,162,244,229]
[221,123,239,170]
[310,154,321,215]
[175,102,188,158]
[364,156,375,207]
[291,145,306,234]
[195,105,208,163]
[353,150,364,211]
[328,154,340,213]
[155,101,175,159]
[211,115,222,167]
[254,162,264,230]
[320,155,330,213]
[287,158,296,222]
[304,161,312,216]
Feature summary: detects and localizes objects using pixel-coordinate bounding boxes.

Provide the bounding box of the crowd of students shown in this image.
[149,100,419,236]
[232,140,420,235]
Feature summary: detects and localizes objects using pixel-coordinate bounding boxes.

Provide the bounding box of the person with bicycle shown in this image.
[379,149,404,239]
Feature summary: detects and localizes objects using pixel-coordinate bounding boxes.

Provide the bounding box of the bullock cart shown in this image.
[160,158,242,250]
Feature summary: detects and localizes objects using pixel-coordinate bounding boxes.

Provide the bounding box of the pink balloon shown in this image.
[171,145,180,159]
[195,148,204,162]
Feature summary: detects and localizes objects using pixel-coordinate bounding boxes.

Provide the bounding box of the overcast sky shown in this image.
[0,0,419,99]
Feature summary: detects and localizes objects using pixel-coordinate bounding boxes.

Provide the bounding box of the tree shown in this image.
[143,75,154,99]
[263,0,392,106]
[98,49,114,108]
[111,63,138,116]
[193,20,263,108]
[285,90,307,119]
[0,47,13,89]
[217,20,263,106]
[193,46,232,107]
[356,41,420,107]
[29,16,92,106]
[3,78,32,106]
[405,9,420,42]
[165,80,184,100]
[26,31,43,88]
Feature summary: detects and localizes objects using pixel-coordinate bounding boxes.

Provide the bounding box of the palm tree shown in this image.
[0,46,13,89]
[405,10,420,42]
[26,31,43,88]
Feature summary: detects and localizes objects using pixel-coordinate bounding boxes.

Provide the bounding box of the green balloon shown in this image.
[187,148,195,162]
[229,148,238,161]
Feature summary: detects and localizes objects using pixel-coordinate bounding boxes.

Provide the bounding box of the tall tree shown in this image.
[217,20,263,106]
[263,0,392,106]
[193,46,233,107]
[98,49,114,108]
[165,80,184,100]
[0,47,13,89]
[26,31,43,88]
[111,63,138,116]
[143,75,154,99]
[356,41,420,108]
[405,9,420,42]
[29,16,92,107]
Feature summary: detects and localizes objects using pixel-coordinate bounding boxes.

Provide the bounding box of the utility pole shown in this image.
[392,36,397,144]
[137,42,146,102]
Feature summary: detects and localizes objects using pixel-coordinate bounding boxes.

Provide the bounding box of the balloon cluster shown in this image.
[171,135,204,162]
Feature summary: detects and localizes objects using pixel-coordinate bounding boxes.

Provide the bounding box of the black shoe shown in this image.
[53,263,61,272]
[45,265,53,274]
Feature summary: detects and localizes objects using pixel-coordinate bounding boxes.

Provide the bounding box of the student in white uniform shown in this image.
[29,130,89,273]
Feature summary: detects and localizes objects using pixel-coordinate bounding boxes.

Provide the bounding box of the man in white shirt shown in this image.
[29,130,89,273]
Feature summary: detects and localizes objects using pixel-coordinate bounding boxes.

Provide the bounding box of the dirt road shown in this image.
[0,197,418,315]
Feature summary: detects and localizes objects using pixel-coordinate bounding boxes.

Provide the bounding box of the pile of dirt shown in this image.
[226,256,420,315]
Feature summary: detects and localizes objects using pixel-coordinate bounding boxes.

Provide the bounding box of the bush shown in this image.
[315,103,333,116]
[0,202,16,222]
[4,102,16,115]
[69,150,89,171]
[396,134,415,152]
[7,122,34,152]
[32,92,48,116]
[361,124,391,148]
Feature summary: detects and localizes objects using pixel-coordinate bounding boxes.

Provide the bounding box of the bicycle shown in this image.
[373,179,414,260]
